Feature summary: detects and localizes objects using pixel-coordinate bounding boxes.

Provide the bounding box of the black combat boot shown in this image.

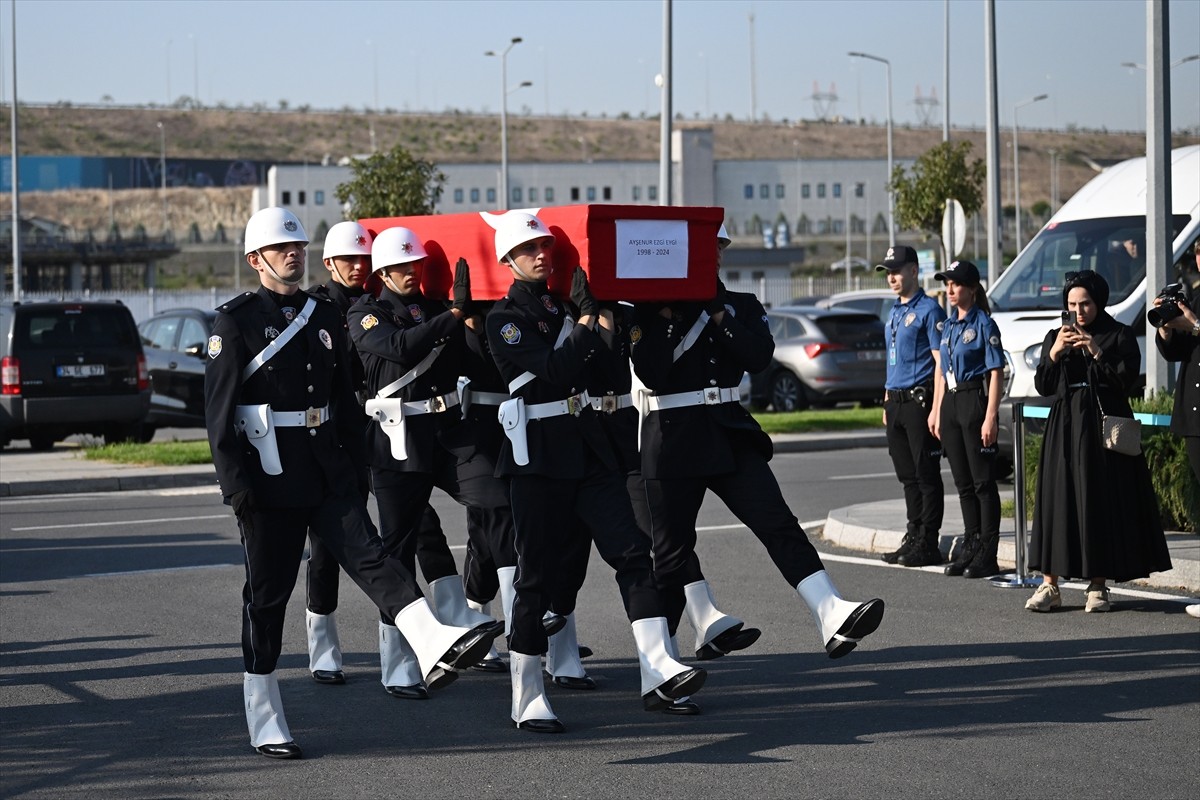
[943,530,978,576]
[961,531,1000,579]
[880,530,917,565]
[897,532,944,567]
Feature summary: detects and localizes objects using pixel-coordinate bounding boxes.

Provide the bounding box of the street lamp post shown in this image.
[848,51,894,246]
[156,122,167,234]
[1121,55,1199,131]
[1013,93,1048,254]
[485,37,523,210]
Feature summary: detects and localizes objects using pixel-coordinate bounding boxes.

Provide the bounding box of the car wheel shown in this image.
[770,370,808,412]
[28,433,56,451]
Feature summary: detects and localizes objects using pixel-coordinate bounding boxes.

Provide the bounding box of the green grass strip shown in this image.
[82,439,213,466]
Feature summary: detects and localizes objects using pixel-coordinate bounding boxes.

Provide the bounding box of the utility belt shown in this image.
[885,384,932,404]
[234,404,330,476]
[947,379,984,393]
[365,390,460,462]
[588,393,635,414]
[645,386,740,412]
[497,391,592,467]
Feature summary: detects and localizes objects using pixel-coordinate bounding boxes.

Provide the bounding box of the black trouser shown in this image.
[305,535,341,616]
[462,505,518,605]
[550,517,594,617]
[884,395,944,544]
[1187,435,1200,487]
[630,470,706,633]
[939,388,1000,541]
[508,461,663,656]
[238,490,423,675]
[650,438,825,635]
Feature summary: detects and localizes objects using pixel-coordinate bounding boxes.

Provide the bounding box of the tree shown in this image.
[335,143,446,220]
[890,140,986,237]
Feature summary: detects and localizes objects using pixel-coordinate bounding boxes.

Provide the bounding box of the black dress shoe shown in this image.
[826,598,885,659]
[385,683,430,700]
[441,621,505,671]
[311,669,345,685]
[696,623,762,660]
[514,718,565,734]
[551,674,597,690]
[662,699,701,716]
[542,613,567,637]
[577,645,593,659]
[255,742,303,759]
[470,657,509,674]
[642,667,707,711]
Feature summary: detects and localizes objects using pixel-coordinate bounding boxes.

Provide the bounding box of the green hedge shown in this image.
[1019,391,1198,532]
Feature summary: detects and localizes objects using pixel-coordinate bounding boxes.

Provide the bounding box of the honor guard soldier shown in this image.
[630,227,886,662]
[876,245,947,569]
[206,208,502,759]
[299,220,374,686]
[485,212,705,733]
[346,228,508,697]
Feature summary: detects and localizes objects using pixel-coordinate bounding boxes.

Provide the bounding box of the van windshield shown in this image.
[990,214,1189,311]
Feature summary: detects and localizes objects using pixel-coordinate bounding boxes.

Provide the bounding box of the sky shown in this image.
[2,0,1199,135]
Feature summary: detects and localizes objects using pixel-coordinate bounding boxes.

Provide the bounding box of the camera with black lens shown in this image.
[1147,283,1188,328]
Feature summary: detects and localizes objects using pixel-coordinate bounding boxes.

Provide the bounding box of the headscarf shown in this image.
[1062,270,1109,311]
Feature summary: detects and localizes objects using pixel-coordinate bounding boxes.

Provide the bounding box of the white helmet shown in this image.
[371,227,428,273]
[717,224,731,249]
[244,207,308,255]
[322,221,372,260]
[494,212,555,263]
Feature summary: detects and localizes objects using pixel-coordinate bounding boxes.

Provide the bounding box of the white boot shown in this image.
[468,599,504,667]
[429,575,497,628]
[796,570,885,659]
[510,651,563,732]
[631,617,706,710]
[378,622,426,697]
[683,579,759,660]
[545,613,593,688]
[497,566,517,637]
[305,610,343,678]
[394,598,496,690]
[243,672,293,747]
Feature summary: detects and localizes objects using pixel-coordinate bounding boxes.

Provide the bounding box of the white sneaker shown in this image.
[1025,583,1061,612]
[1185,603,1200,619]
[1084,584,1111,613]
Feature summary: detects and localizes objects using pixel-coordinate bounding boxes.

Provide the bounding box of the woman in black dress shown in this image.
[1026,270,1171,613]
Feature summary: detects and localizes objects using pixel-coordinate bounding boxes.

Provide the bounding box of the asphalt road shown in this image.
[2,449,1198,799]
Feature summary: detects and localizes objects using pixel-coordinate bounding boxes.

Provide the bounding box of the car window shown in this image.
[784,317,805,339]
[767,314,806,340]
[18,306,139,349]
[811,314,885,345]
[143,317,181,351]
[179,317,208,354]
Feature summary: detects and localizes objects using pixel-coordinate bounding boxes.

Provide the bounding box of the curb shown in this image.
[771,430,887,454]
[0,469,218,498]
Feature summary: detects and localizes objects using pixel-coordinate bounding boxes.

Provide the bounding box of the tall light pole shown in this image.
[485,37,523,210]
[1012,93,1048,254]
[10,0,21,299]
[1121,55,1199,131]
[848,51,894,245]
[188,34,198,106]
[165,39,172,106]
[157,121,167,234]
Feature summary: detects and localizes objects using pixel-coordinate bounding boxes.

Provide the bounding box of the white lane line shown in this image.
[12,514,228,532]
[828,471,897,481]
[85,563,239,578]
[699,519,824,533]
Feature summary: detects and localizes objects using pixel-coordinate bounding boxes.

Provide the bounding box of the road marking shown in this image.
[828,471,897,481]
[12,514,228,532]
[698,519,824,533]
[85,563,239,578]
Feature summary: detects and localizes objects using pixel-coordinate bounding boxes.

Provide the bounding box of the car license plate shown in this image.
[56,364,106,378]
[858,350,885,361]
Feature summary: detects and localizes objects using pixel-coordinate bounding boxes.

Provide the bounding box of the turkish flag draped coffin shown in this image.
[359,205,724,301]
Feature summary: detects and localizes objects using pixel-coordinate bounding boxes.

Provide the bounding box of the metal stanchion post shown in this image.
[991,401,1041,588]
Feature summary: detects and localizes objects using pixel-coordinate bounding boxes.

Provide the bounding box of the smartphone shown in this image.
[1061,310,1077,328]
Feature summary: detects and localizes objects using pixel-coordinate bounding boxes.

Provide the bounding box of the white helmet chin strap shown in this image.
[258,249,303,287]
[506,255,538,282]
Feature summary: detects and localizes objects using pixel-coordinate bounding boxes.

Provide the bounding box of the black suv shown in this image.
[0,301,151,449]
[138,308,216,434]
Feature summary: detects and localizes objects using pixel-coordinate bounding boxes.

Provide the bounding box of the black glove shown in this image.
[570,266,599,317]
[230,489,253,524]
[705,279,728,316]
[452,257,473,315]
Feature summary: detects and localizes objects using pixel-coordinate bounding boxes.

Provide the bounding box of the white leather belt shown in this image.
[588,393,635,413]
[468,390,510,406]
[402,391,460,416]
[526,393,587,420]
[271,405,330,428]
[646,386,740,412]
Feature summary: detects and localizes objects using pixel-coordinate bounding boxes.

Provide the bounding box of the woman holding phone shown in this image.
[1025,270,1170,613]
[933,261,1005,579]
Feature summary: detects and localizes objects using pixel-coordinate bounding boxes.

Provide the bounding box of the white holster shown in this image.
[234,404,282,476]
[366,398,409,461]
[498,397,529,466]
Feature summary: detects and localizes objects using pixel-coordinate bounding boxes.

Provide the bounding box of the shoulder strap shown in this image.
[374,344,446,400]
[506,318,574,395]
[673,311,711,363]
[241,296,318,383]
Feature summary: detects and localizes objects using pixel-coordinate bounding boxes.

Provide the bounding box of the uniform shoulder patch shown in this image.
[629,324,642,343]
[207,335,223,358]
[500,322,521,344]
[360,314,379,330]
[217,292,256,313]
[935,320,945,332]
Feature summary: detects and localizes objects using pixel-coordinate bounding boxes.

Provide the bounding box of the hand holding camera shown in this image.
[1149,284,1197,333]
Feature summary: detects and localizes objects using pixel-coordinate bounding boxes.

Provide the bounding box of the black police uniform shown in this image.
[882,287,946,566]
[204,286,426,676]
[485,280,665,657]
[347,288,509,612]
[630,293,825,626]
[1156,325,1200,483]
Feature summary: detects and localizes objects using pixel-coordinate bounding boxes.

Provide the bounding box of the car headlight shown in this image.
[1023,343,1043,370]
